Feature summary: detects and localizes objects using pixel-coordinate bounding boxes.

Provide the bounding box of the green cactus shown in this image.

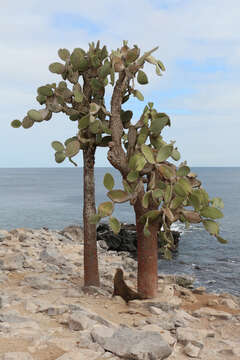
[27,109,43,122]
[11,120,22,128]
[51,141,64,152]
[58,48,70,61]
[103,173,115,191]
[137,70,148,85]
[11,40,226,298]
[55,151,66,163]
[22,116,34,129]
[37,86,53,97]
[49,62,65,74]
[65,140,80,157]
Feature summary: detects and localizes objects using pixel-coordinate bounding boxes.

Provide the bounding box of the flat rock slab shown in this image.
[193,307,232,320]
[92,325,172,360]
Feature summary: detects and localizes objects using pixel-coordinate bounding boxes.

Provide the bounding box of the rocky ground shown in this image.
[0,226,239,360]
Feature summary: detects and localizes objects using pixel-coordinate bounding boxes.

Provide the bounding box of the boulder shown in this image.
[92,325,172,360]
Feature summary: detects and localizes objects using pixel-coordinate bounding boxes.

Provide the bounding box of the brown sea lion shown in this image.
[112,268,145,303]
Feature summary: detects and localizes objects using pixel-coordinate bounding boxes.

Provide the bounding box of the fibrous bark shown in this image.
[108,71,159,298]
[134,198,159,298]
[83,145,100,286]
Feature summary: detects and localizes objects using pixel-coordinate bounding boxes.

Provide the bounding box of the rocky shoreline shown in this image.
[0,225,239,360]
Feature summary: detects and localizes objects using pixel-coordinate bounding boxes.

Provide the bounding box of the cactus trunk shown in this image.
[83,146,100,287]
[134,199,159,298]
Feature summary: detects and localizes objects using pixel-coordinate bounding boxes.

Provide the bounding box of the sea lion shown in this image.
[112,268,145,303]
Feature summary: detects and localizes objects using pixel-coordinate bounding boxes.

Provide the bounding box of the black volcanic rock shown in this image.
[97,223,181,256]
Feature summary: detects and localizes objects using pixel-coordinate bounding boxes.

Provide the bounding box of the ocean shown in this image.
[0,167,239,296]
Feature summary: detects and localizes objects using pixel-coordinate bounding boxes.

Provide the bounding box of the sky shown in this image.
[1,0,239,168]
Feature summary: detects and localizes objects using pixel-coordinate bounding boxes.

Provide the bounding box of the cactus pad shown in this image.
[22,116,34,129]
[11,119,22,128]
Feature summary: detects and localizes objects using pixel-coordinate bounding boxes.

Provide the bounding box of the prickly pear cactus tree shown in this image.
[11,40,159,288]
[11,41,115,287]
[91,42,226,298]
[11,40,226,297]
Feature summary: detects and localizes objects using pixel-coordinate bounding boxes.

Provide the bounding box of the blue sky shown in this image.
[1,0,239,167]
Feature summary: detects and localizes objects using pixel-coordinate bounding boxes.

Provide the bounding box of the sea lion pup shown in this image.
[112,268,145,303]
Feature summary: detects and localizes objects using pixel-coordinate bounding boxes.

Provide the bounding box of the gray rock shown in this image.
[44,263,61,273]
[93,326,172,360]
[176,327,214,345]
[144,301,180,312]
[133,318,146,327]
[184,342,202,358]
[149,306,166,316]
[40,246,66,266]
[146,316,175,331]
[68,312,97,331]
[68,305,115,328]
[22,275,54,290]
[98,240,108,250]
[0,311,28,323]
[172,274,195,288]
[140,325,176,346]
[75,330,104,353]
[122,257,137,272]
[0,294,21,308]
[61,225,84,242]
[0,353,33,360]
[82,285,109,297]
[173,309,199,327]
[47,306,68,316]
[27,298,54,313]
[0,254,25,271]
[218,348,236,357]
[192,307,232,320]
[91,325,115,346]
